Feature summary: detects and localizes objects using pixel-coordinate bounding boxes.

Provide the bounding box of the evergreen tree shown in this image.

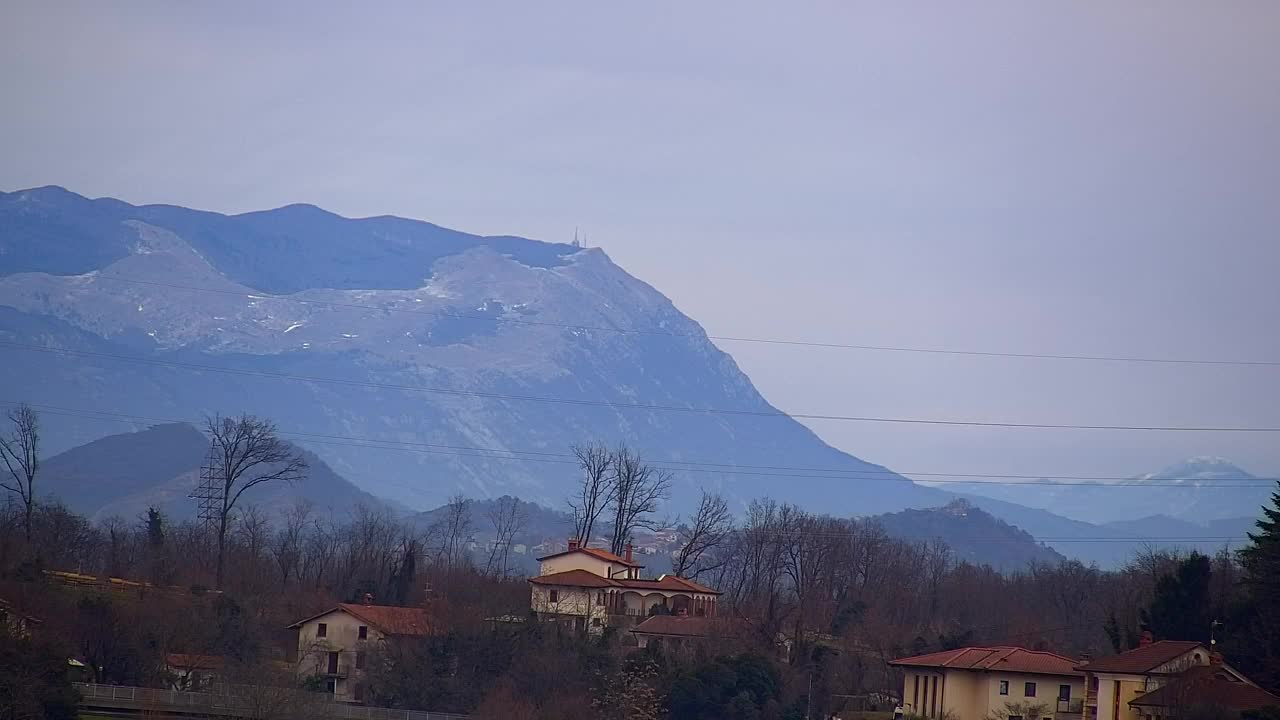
[1232,481,1280,691]
[1240,481,1280,602]
[1142,552,1211,642]
[146,507,165,548]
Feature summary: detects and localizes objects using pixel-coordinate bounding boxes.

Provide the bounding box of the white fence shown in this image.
[74,683,468,720]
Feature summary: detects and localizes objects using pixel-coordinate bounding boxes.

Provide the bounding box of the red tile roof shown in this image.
[891,647,1082,677]
[1076,641,1205,674]
[528,570,722,594]
[536,546,643,567]
[529,569,621,588]
[631,615,737,638]
[1129,666,1279,711]
[617,575,721,595]
[286,603,437,637]
[337,603,436,637]
[165,653,224,671]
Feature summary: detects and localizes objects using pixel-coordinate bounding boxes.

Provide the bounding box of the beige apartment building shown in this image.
[891,646,1086,720]
[1077,638,1277,720]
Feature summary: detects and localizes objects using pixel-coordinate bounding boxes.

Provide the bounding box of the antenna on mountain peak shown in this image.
[572,226,584,249]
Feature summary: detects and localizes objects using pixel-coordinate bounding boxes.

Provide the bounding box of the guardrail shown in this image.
[74,683,468,720]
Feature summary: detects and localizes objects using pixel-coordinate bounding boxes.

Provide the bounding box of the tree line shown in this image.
[1,405,1278,719]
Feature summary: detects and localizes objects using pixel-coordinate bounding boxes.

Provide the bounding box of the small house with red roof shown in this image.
[529,538,721,634]
[890,646,1085,720]
[1076,636,1275,720]
[165,653,224,692]
[287,594,436,703]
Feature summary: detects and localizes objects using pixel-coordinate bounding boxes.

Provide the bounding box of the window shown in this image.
[317,622,328,638]
[1008,715,1023,720]
[931,676,938,717]
[358,625,368,640]
[596,592,605,606]
[327,651,339,674]
[353,683,365,702]
[355,651,366,670]
[1000,680,1009,696]
[325,679,336,694]
[913,675,920,710]
[1025,682,1037,698]
[1059,685,1071,701]
[549,589,559,603]
[591,617,602,626]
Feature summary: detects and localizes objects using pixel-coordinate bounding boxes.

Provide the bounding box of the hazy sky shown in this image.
[3,1,1278,481]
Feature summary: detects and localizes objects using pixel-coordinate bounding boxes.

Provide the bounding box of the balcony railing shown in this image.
[1057,699,1085,715]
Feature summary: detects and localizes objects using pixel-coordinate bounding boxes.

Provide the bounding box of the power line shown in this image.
[9,401,1276,488]
[87,275,1280,368]
[20,405,1253,544]
[5,341,1279,432]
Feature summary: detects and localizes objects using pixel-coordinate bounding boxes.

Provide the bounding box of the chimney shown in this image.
[1139,630,1154,647]
[1209,651,1224,667]
[568,537,580,551]
[625,543,634,563]
[362,592,374,606]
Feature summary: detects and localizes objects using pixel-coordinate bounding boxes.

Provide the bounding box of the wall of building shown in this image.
[980,672,1084,719]
[296,610,383,702]
[942,669,983,720]
[530,585,610,630]
[1093,675,1148,720]
[540,553,622,578]
[900,669,1084,720]
[903,670,946,718]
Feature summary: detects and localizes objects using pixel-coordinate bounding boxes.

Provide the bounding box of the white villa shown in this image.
[528,538,721,634]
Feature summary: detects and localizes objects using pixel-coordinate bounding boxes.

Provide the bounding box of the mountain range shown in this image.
[0,185,947,515]
[952,457,1273,526]
[0,186,1270,568]
[31,424,1066,573]
[36,423,382,522]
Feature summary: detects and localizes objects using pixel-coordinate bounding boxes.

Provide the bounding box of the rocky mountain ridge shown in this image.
[0,186,947,516]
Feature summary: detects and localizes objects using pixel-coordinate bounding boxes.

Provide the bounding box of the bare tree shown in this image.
[205,413,307,589]
[433,494,474,571]
[671,490,733,578]
[608,445,672,555]
[269,499,312,588]
[237,505,271,562]
[485,496,527,579]
[0,403,39,546]
[568,443,614,544]
[100,515,137,578]
[923,537,953,615]
[301,514,340,590]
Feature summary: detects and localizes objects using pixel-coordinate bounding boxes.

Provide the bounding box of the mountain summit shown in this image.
[0,186,948,515]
